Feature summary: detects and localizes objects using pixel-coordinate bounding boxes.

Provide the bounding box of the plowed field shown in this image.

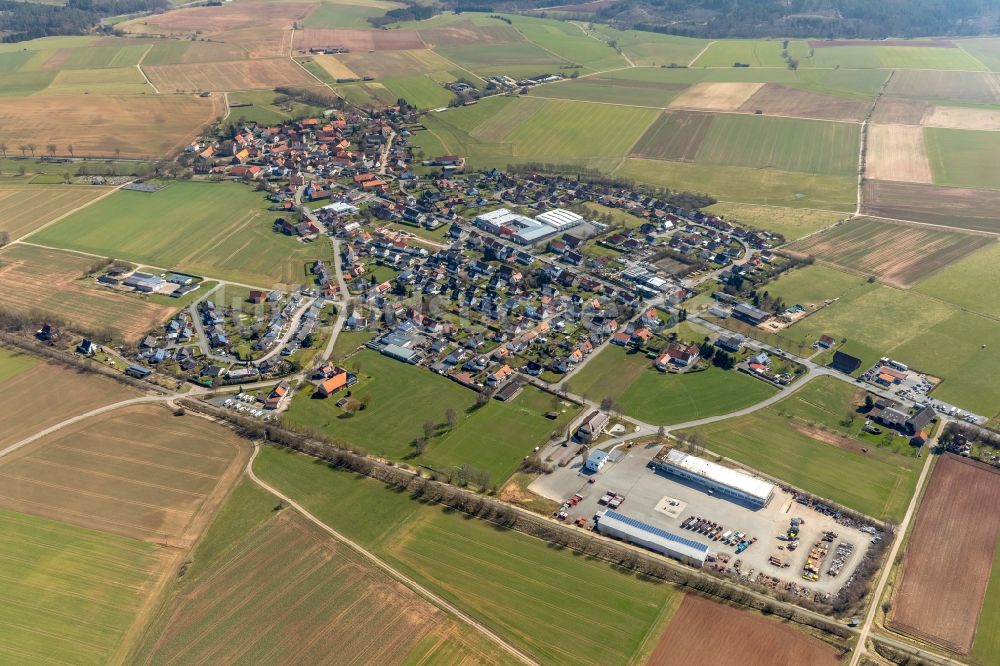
[647,595,841,666]
[890,455,1000,654]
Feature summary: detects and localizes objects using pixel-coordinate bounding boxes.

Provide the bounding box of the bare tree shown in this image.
[46,144,56,159]
[18,145,27,157]
[0,231,9,247]
[26,143,36,157]
[423,420,436,439]
[413,437,427,455]
[446,408,458,428]
[114,147,121,160]
[0,143,6,158]
[66,144,74,158]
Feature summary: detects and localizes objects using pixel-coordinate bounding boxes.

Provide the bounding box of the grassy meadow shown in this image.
[682,376,924,521]
[31,181,325,286]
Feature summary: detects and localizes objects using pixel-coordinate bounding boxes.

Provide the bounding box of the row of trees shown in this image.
[0,0,167,42]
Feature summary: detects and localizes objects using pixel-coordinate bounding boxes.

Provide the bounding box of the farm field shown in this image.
[0,346,138,451]
[588,26,708,67]
[788,217,992,288]
[865,124,932,183]
[253,446,682,666]
[0,183,111,241]
[434,42,568,77]
[419,19,525,48]
[324,48,460,79]
[382,74,454,109]
[973,545,1000,664]
[913,242,1000,316]
[31,181,325,287]
[681,376,923,522]
[293,27,425,52]
[616,159,857,211]
[0,507,169,665]
[923,105,1000,131]
[132,479,510,665]
[736,83,870,121]
[40,67,151,95]
[140,39,248,66]
[667,81,764,111]
[925,128,1000,190]
[884,70,1000,103]
[629,111,713,161]
[703,203,844,241]
[0,94,222,159]
[806,43,987,70]
[508,15,629,71]
[143,58,315,92]
[565,345,776,425]
[647,594,841,666]
[862,180,1000,233]
[691,39,806,68]
[0,403,246,544]
[756,263,871,307]
[287,351,569,482]
[529,74,687,107]
[889,455,1000,654]
[303,0,404,30]
[0,244,178,342]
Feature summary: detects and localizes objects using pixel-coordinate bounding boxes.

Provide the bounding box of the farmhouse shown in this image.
[577,410,610,442]
[317,370,349,397]
[653,448,774,508]
[656,342,700,369]
[597,510,708,567]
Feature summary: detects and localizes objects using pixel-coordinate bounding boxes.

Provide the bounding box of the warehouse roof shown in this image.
[662,449,774,504]
[600,510,709,560]
[535,208,583,229]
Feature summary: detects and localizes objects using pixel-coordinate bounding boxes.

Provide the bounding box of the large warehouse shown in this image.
[654,448,775,508]
[597,510,709,567]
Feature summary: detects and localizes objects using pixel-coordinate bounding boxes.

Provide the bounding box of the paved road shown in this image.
[244,444,540,666]
[251,296,316,366]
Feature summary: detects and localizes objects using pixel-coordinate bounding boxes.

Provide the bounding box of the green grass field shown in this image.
[913,241,1000,316]
[286,351,571,482]
[254,446,681,666]
[383,74,454,109]
[530,74,686,107]
[615,159,857,211]
[694,114,860,175]
[303,0,403,29]
[590,26,708,67]
[435,42,566,76]
[925,128,1000,190]
[762,263,871,306]
[31,181,325,286]
[703,202,845,241]
[0,507,165,664]
[510,15,629,72]
[226,90,325,126]
[692,39,809,68]
[959,38,1000,72]
[682,376,923,521]
[566,345,776,425]
[972,537,1000,664]
[132,478,508,665]
[807,44,987,71]
[0,346,38,383]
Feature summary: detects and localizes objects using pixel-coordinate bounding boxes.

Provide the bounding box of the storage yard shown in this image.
[531,442,874,597]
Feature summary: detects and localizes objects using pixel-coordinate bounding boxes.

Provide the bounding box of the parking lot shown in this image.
[530,442,872,597]
[207,393,274,420]
[861,358,986,424]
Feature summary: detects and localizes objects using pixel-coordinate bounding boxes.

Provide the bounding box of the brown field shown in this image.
[648,595,841,666]
[886,70,1000,103]
[809,39,955,48]
[314,55,359,80]
[0,403,246,545]
[0,94,221,159]
[418,21,524,48]
[134,505,504,665]
[866,124,932,183]
[667,81,764,111]
[0,244,177,342]
[871,97,928,125]
[0,348,138,452]
[293,28,424,53]
[737,84,869,121]
[789,217,992,288]
[862,180,1000,233]
[923,105,1000,131]
[550,0,617,11]
[889,455,1000,654]
[0,184,111,242]
[144,58,314,92]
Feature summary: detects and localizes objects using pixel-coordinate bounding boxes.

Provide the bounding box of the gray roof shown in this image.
[600,511,709,561]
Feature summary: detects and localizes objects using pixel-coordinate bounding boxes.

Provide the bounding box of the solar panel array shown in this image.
[603,510,709,553]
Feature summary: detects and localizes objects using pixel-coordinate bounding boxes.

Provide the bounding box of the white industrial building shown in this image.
[534,208,583,230]
[597,510,709,567]
[654,449,775,507]
[474,208,568,245]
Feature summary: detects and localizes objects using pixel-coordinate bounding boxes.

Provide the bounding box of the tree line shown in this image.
[0,0,167,43]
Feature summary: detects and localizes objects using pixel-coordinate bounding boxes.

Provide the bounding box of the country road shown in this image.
[244,444,540,666]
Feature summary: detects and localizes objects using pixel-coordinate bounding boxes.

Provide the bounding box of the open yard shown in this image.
[0,183,112,241]
[0,346,138,451]
[254,446,682,666]
[132,479,508,665]
[0,404,246,544]
[889,455,1000,654]
[788,217,992,288]
[616,159,857,211]
[31,181,327,287]
[865,124,932,184]
[287,351,572,483]
[862,180,1000,233]
[0,507,169,665]
[565,345,776,425]
[647,594,841,666]
[0,94,222,159]
[0,244,178,342]
[681,376,924,522]
[143,58,314,92]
